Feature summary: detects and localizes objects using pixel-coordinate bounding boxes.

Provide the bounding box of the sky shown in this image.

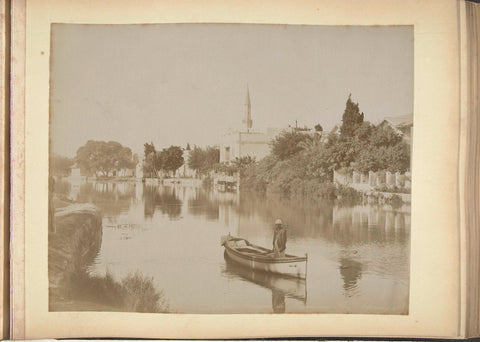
[50,24,413,158]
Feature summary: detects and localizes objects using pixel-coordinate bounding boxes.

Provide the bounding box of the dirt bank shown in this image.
[48,203,102,309]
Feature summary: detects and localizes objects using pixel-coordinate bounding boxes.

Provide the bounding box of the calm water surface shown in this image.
[59,179,410,314]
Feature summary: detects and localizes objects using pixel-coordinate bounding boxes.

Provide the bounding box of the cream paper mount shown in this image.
[10,0,465,339]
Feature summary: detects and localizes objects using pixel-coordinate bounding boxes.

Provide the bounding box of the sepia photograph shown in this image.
[48,23,413,315]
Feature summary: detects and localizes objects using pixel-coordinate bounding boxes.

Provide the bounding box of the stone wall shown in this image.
[334,170,411,192]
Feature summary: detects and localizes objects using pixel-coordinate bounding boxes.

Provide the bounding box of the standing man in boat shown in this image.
[272,218,287,258]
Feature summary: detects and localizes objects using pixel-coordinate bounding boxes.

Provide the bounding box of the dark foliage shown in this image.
[270,130,312,161]
[76,140,135,176]
[340,94,364,138]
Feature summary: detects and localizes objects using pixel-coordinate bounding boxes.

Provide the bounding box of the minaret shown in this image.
[243,86,252,132]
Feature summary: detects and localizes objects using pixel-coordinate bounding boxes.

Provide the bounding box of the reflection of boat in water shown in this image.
[221,235,308,279]
[223,252,307,305]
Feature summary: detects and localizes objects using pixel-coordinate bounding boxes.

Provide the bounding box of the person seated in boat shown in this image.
[272,218,287,258]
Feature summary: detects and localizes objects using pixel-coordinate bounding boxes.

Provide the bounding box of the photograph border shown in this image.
[10,0,465,339]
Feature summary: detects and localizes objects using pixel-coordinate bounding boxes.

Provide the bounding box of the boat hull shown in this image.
[223,252,307,302]
[223,237,307,279]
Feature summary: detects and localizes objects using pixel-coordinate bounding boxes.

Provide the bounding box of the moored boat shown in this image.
[223,253,307,303]
[221,234,308,279]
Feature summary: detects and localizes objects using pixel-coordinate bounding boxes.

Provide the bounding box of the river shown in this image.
[53,179,410,314]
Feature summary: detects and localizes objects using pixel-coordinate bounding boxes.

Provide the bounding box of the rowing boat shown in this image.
[221,234,308,279]
[223,252,307,303]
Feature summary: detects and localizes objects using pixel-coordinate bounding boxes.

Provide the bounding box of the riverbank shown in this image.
[49,199,170,312]
[49,203,103,310]
[231,155,410,205]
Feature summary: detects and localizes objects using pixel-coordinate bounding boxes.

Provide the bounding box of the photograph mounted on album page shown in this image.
[10,0,468,339]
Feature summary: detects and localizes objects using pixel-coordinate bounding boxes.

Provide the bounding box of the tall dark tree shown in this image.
[143,142,158,177]
[188,146,203,173]
[340,94,364,138]
[158,146,184,176]
[143,152,157,177]
[144,142,156,159]
[153,150,165,173]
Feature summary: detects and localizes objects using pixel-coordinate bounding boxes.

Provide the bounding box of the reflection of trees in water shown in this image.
[187,190,219,221]
[237,192,334,239]
[143,184,182,220]
[75,182,136,216]
[339,257,363,297]
[332,206,409,246]
[236,192,409,247]
[142,185,222,221]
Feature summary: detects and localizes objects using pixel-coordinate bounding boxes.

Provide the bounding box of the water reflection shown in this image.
[187,190,220,220]
[143,184,183,220]
[339,257,363,297]
[222,253,307,313]
[74,181,137,216]
[52,179,410,314]
[236,194,335,239]
[332,206,410,245]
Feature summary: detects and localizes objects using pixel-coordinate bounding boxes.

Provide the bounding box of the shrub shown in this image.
[336,185,363,205]
[387,194,403,208]
[302,180,337,200]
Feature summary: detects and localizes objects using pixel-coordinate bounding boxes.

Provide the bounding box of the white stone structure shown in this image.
[218,87,282,163]
[219,128,282,163]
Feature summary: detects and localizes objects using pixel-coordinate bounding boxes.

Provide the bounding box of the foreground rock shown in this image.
[49,203,102,309]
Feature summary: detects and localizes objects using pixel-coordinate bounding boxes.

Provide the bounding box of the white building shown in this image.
[219,128,282,163]
[219,87,282,163]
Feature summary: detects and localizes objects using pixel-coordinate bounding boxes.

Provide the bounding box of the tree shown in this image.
[188,146,220,175]
[143,151,157,177]
[340,94,364,138]
[314,124,323,132]
[355,140,410,173]
[231,156,256,176]
[201,146,220,173]
[271,130,312,161]
[385,142,410,173]
[186,143,191,150]
[369,124,403,148]
[144,142,156,159]
[188,146,203,173]
[143,142,158,177]
[157,146,184,176]
[76,140,135,176]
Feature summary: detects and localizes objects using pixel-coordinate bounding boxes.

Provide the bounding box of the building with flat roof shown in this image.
[219,87,282,163]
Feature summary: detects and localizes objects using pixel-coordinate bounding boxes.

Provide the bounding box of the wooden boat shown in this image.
[223,252,307,303]
[221,234,308,279]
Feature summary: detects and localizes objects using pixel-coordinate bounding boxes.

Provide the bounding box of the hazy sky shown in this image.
[50,24,413,158]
